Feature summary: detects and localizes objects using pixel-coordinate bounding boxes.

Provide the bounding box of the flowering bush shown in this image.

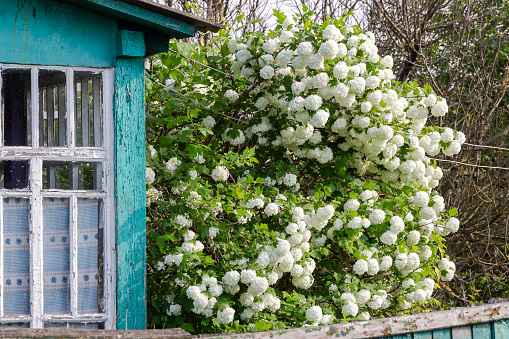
[146,9,463,334]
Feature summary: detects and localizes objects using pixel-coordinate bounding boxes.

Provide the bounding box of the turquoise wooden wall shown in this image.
[114,31,147,330]
[1,0,197,330]
[0,0,118,67]
[379,319,509,339]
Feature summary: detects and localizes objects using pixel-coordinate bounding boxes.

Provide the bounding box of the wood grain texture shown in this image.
[493,319,509,339]
[432,328,452,339]
[198,303,509,339]
[117,30,146,58]
[0,0,117,67]
[59,0,196,38]
[114,57,147,329]
[451,326,472,339]
[0,328,191,338]
[472,323,491,338]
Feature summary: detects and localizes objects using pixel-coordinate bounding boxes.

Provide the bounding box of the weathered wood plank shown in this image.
[472,322,491,338]
[451,326,471,339]
[59,0,196,39]
[114,56,146,329]
[432,328,452,339]
[392,334,412,339]
[0,328,191,338]
[413,331,432,339]
[198,303,509,339]
[117,30,146,57]
[493,319,509,339]
[0,0,117,67]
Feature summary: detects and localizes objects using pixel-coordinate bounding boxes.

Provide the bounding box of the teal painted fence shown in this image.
[114,43,147,328]
[385,320,509,339]
[0,0,118,67]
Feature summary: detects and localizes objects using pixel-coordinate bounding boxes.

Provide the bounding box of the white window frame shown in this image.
[0,65,115,329]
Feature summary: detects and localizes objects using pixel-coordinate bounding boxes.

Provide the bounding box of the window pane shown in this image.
[39,70,67,147]
[75,72,102,147]
[2,69,31,146]
[44,322,99,329]
[43,161,102,190]
[77,199,103,314]
[0,160,29,189]
[43,198,70,315]
[0,322,30,328]
[3,198,30,315]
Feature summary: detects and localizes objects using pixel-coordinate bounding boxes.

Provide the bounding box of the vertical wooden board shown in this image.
[433,328,452,339]
[114,57,146,330]
[473,323,492,338]
[392,335,412,339]
[493,320,509,339]
[452,326,472,339]
[413,331,432,339]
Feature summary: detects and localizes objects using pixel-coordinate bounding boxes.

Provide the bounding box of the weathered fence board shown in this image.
[451,326,471,339]
[432,328,451,339]
[197,302,509,339]
[493,319,509,339]
[0,302,508,338]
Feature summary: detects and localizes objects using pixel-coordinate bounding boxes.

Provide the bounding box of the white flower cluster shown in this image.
[154,12,463,328]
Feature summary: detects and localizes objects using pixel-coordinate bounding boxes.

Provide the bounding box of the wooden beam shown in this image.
[114,57,146,329]
[199,303,509,339]
[117,30,146,58]
[59,0,196,39]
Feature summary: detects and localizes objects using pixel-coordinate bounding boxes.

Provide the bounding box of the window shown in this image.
[0,66,114,329]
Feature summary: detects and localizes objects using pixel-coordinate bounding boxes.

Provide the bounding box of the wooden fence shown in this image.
[0,302,507,338]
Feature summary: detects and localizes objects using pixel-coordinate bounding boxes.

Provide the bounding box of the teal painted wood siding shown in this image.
[60,0,196,38]
[0,0,118,67]
[114,45,147,329]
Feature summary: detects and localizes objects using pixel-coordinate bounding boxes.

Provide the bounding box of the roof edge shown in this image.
[119,0,224,33]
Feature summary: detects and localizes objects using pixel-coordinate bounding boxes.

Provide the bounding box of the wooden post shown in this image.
[114,30,147,330]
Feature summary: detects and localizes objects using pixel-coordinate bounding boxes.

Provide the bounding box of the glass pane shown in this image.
[3,198,30,315]
[44,322,99,329]
[75,72,102,147]
[39,70,67,147]
[2,69,31,146]
[43,198,70,315]
[77,199,102,314]
[0,160,29,189]
[0,322,30,328]
[43,161,102,190]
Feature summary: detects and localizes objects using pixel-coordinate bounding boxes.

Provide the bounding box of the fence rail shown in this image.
[0,302,508,338]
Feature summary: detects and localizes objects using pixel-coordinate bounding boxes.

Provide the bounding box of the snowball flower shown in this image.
[146,167,155,185]
[260,66,275,80]
[211,166,229,182]
[306,306,323,323]
[224,89,239,102]
[353,259,369,275]
[217,307,235,324]
[390,216,405,234]
[323,25,343,41]
[310,110,329,128]
[319,40,339,59]
[369,209,386,224]
[304,95,323,111]
[431,99,448,117]
[344,199,360,211]
[264,202,280,216]
[342,302,359,317]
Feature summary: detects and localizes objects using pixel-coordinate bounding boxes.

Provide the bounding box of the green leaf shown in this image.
[205,256,215,265]
[181,323,194,333]
[448,208,458,217]
[254,321,272,331]
[349,192,359,199]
